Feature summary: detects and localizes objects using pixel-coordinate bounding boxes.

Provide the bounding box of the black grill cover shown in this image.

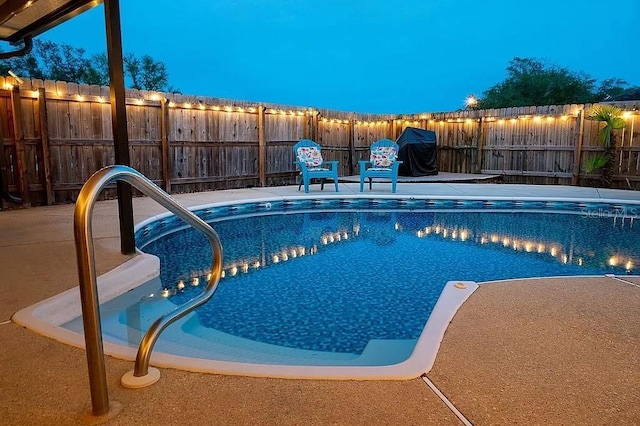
[397,127,438,176]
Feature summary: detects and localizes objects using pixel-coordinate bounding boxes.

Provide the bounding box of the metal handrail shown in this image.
[74,165,223,416]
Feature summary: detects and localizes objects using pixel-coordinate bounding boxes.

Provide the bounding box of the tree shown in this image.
[124,53,170,91]
[0,39,176,91]
[478,57,633,108]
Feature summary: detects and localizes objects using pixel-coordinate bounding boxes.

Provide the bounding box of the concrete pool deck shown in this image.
[1,182,639,425]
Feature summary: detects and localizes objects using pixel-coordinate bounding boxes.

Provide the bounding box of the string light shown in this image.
[7,86,639,130]
[465,95,478,108]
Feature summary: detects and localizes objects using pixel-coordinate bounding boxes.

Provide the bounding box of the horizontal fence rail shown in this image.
[0,76,638,206]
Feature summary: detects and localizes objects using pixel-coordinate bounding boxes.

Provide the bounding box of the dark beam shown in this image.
[0,97,6,210]
[104,0,135,255]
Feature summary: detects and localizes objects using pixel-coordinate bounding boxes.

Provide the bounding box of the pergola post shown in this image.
[104,0,135,255]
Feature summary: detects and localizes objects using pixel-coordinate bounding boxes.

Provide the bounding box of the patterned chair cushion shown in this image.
[297,147,323,167]
[370,147,397,168]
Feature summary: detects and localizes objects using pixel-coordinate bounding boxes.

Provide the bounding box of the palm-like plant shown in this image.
[586,105,626,187]
[581,155,608,174]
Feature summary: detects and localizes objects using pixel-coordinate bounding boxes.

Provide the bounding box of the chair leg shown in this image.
[359,176,365,192]
[334,178,339,192]
[392,179,397,193]
[320,178,325,191]
[368,178,372,190]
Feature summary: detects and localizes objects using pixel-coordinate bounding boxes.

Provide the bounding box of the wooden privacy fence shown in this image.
[0,77,639,206]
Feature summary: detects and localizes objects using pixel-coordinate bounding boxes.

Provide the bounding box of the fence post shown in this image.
[395,119,402,139]
[258,105,266,186]
[160,98,171,193]
[10,86,30,207]
[572,109,585,186]
[310,110,319,141]
[37,87,54,204]
[475,117,485,174]
[387,120,395,139]
[348,119,355,175]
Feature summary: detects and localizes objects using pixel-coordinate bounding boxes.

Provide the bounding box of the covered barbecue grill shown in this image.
[397,127,438,176]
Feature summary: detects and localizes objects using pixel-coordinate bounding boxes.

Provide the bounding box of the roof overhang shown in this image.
[0,0,102,44]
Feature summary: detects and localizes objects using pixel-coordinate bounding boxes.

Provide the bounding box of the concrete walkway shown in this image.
[1,182,639,425]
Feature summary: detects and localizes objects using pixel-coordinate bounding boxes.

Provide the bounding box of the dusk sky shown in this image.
[42,0,639,114]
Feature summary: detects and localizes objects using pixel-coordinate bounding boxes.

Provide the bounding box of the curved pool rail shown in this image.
[74,165,223,415]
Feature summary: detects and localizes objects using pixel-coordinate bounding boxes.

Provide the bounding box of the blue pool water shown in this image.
[66,198,640,365]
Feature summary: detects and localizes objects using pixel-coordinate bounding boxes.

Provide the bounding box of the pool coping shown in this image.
[135,193,640,231]
[11,193,640,380]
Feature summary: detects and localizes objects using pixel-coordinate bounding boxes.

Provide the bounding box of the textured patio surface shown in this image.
[430,277,640,425]
[1,183,639,425]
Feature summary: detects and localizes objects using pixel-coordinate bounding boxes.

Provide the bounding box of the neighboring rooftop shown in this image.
[605,87,640,102]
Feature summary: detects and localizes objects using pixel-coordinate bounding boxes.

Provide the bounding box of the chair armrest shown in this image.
[358,160,372,169]
[390,161,402,171]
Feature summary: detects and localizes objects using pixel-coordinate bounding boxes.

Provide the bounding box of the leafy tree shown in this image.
[478,57,634,108]
[0,39,176,91]
[86,52,110,86]
[90,52,172,91]
[124,53,169,91]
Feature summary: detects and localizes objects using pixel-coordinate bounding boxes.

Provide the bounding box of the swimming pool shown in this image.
[15,196,640,379]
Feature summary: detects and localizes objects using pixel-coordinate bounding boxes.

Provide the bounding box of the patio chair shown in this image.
[293,139,339,193]
[359,139,402,193]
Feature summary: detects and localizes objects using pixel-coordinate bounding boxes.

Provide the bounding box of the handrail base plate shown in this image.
[121,367,161,389]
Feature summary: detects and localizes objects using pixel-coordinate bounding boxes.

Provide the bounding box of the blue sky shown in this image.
[42,0,639,114]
